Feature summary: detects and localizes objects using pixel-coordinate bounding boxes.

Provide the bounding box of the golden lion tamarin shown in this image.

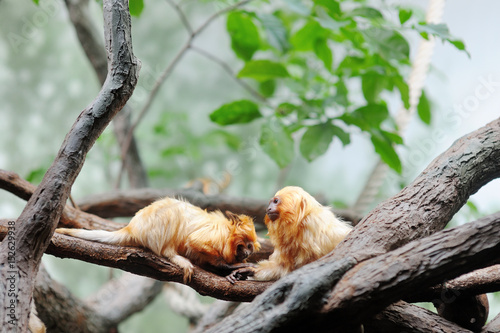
[57,197,260,282]
[227,186,352,283]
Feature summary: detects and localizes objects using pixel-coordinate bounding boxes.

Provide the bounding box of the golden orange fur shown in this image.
[57,197,260,282]
[227,186,352,283]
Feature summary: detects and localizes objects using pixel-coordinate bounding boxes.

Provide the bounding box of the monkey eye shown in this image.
[237,244,245,252]
[247,243,253,251]
[272,197,279,204]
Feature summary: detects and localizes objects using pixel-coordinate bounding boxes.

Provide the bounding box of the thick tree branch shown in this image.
[482,311,500,333]
[85,273,163,324]
[34,265,111,333]
[207,118,500,332]
[206,212,500,332]
[47,233,271,302]
[364,301,473,333]
[0,170,123,231]
[0,0,139,330]
[323,212,500,321]
[65,0,148,188]
[408,265,500,303]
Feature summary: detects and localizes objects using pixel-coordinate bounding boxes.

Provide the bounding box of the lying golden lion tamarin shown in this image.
[57,197,260,282]
[227,186,352,283]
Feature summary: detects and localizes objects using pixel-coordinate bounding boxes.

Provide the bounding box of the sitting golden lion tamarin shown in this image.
[57,197,260,282]
[227,186,352,283]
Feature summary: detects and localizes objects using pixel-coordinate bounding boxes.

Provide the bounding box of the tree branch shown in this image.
[116,0,254,187]
[408,265,500,303]
[206,118,500,332]
[323,212,500,322]
[364,301,474,333]
[85,273,163,324]
[0,170,123,231]
[482,311,500,333]
[34,264,111,333]
[65,0,149,188]
[0,0,139,329]
[47,232,271,302]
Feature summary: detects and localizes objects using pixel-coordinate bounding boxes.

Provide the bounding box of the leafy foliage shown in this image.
[129,0,144,17]
[128,0,466,175]
[202,0,466,172]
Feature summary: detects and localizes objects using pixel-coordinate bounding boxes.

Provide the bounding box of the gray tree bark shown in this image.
[0,0,139,330]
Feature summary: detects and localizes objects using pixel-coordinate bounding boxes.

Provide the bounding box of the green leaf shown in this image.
[313,0,341,17]
[415,23,450,38]
[398,9,412,24]
[361,73,387,104]
[227,12,260,61]
[209,100,262,126]
[380,130,403,145]
[300,123,336,161]
[32,0,40,4]
[25,167,46,185]
[333,125,351,146]
[313,39,333,71]
[363,29,410,61]
[347,7,383,19]
[342,104,389,131]
[333,80,349,107]
[414,23,469,56]
[259,80,276,97]
[260,122,294,168]
[417,90,431,125]
[205,130,242,150]
[466,200,479,214]
[392,76,410,109]
[291,20,328,51]
[238,60,289,81]
[371,132,402,173]
[283,0,310,15]
[161,146,186,157]
[257,14,290,53]
[449,39,467,52]
[129,0,144,17]
[275,103,297,117]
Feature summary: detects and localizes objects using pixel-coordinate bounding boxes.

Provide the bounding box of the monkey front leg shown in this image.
[226,267,256,284]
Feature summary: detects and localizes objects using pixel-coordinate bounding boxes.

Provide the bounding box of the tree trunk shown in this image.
[0,0,139,330]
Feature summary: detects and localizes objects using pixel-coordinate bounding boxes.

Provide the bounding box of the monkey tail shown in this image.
[56,227,134,246]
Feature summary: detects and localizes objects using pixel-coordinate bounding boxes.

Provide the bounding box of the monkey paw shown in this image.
[225,267,255,284]
[171,255,194,283]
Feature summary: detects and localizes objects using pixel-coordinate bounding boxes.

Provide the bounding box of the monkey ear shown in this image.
[225,211,240,224]
[297,196,308,220]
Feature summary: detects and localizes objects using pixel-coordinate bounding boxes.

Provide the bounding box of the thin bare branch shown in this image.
[116,0,254,187]
[190,46,267,102]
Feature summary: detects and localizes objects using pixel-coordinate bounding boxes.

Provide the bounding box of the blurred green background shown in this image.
[0,0,499,331]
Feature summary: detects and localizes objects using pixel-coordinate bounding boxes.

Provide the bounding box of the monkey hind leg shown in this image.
[169,255,194,283]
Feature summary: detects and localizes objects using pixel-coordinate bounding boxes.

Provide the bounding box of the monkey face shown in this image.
[235,241,255,262]
[266,197,280,221]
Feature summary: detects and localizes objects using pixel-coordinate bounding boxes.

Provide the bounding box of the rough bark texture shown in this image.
[204,258,358,333]
[408,265,500,303]
[482,311,500,333]
[324,212,500,320]
[85,273,162,324]
[364,301,473,333]
[0,222,272,303]
[65,0,148,189]
[0,170,124,231]
[206,118,500,331]
[0,0,139,330]
[34,265,111,333]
